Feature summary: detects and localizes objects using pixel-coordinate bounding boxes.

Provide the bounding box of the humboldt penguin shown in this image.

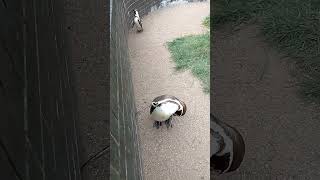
[132,9,143,32]
[210,114,245,174]
[150,95,187,129]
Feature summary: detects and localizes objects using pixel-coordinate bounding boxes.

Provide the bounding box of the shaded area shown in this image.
[212,0,320,103]
[64,0,110,180]
[0,0,81,179]
[212,24,320,179]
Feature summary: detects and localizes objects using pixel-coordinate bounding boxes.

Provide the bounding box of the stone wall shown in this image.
[1,0,168,179]
[110,0,167,179]
[0,0,81,179]
[110,1,142,180]
[63,0,110,180]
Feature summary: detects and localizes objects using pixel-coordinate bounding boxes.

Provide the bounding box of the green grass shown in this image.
[167,32,210,93]
[213,0,320,102]
[203,16,210,28]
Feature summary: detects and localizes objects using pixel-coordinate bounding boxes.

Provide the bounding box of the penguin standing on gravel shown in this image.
[132,9,143,32]
[210,114,245,174]
[150,95,187,129]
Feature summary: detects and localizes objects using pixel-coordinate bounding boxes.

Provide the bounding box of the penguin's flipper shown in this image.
[150,106,155,114]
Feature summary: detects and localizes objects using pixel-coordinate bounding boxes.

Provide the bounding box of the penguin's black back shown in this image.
[152,95,179,102]
[210,152,231,173]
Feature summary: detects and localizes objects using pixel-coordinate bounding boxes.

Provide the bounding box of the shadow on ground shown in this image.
[212,24,320,179]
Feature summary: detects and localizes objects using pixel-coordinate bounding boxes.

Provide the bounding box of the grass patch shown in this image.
[203,16,210,28]
[213,0,320,102]
[167,33,210,93]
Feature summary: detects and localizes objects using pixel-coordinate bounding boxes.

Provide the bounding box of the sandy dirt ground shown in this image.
[212,24,320,179]
[128,2,210,180]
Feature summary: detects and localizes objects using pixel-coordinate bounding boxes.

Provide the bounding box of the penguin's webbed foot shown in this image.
[153,121,162,129]
[165,117,173,129]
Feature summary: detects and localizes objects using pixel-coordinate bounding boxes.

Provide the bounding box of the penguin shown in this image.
[210,114,245,174]
[132,9,143,32]
[150,95,187,129]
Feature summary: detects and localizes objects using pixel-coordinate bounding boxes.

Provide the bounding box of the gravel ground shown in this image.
[212,24,320,180]
[128,1,210,180]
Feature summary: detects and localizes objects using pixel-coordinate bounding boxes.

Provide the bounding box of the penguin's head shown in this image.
[151,101,159,107]
[150,101,161,115]
[174,100,187,116]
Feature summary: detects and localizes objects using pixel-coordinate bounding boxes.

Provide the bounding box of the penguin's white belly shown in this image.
[151,110,171,122]
[151,103,179,122]
[134,17,142,29]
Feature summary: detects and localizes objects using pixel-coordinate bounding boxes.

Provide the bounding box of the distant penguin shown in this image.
[132,9,143,32]
[210,114,245,174]
[150,95,187,129]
